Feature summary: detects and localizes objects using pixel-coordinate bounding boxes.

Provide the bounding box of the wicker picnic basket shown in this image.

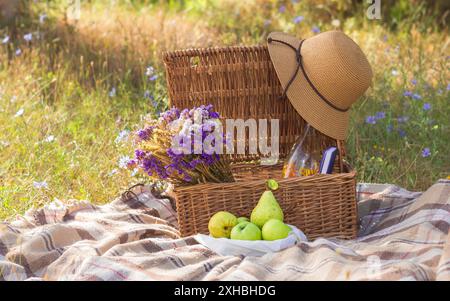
[163,45,357,240]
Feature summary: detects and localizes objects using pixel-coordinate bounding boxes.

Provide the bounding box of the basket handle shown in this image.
[336,140,346,172]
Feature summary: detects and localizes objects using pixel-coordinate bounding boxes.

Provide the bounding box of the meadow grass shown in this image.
[0,0,448,220]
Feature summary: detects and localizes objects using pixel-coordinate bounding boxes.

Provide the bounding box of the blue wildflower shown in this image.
[312,26,320,34]
[412,93,422,100]
[403,91,413,97]
[398,129,406,137]
[365,116,376,124]
[447,83,450,91]
[423,103,431,111]
[411,79,417,85]
[421,148,431,158]
[279,5,286,13]
[149,75,158,81]
[293,16,304,24]
[375,111,386,119]
[15,48,22,56]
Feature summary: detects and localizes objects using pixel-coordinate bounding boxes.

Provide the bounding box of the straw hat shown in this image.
[267,31,372,140]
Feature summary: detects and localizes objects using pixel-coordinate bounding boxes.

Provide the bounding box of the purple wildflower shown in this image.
[126,159,138,169]
[421,148,431,158]
[160,107,180,122]
[403,91,413,97]
[149,75,158,81]
[293,16,304,24]
[312,26,320,34]
[398,129,406,138]
[423,103,431,111]
[447,83,450,91]
[263,19,272,27]
[375,111,386,119]
[135,149,146,159]
[365,116,377,124]
[411,79,417,85]
[141,155,167,179]
[209,111,220,119]
[15,48,22,56]
[279,5,286,13]
[137,126,154,141]
[412,93,422,100]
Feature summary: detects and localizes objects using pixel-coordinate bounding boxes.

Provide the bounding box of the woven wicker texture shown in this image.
[163,45,357,239]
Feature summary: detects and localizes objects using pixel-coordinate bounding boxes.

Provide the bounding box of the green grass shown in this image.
[0,0,448,220]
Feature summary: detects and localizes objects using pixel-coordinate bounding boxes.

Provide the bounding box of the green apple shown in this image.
[261,219,291,241]
[230,222,262,240]
[250,190,284,228]
[237,217,250,224]
[208,211,238,238]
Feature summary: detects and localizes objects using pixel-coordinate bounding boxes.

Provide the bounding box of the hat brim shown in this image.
[267,32,349,141]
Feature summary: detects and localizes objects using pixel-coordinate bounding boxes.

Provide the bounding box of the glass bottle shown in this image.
[282,124,320,178]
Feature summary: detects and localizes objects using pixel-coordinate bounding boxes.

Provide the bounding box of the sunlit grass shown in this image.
[0,0,448,219]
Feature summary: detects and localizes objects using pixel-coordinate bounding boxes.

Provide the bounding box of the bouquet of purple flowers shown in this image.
[127,104,234,185]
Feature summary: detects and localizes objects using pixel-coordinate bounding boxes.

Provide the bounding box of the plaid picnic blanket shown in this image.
[0,180,449,281]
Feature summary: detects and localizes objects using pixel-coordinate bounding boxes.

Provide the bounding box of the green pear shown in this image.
[208,211,238,238]
[250,190,284,228]
[237,217,250,224]
[262,219,291,241]
[230,222,262,240]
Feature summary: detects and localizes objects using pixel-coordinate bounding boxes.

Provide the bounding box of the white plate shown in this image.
[195,225,307,257]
